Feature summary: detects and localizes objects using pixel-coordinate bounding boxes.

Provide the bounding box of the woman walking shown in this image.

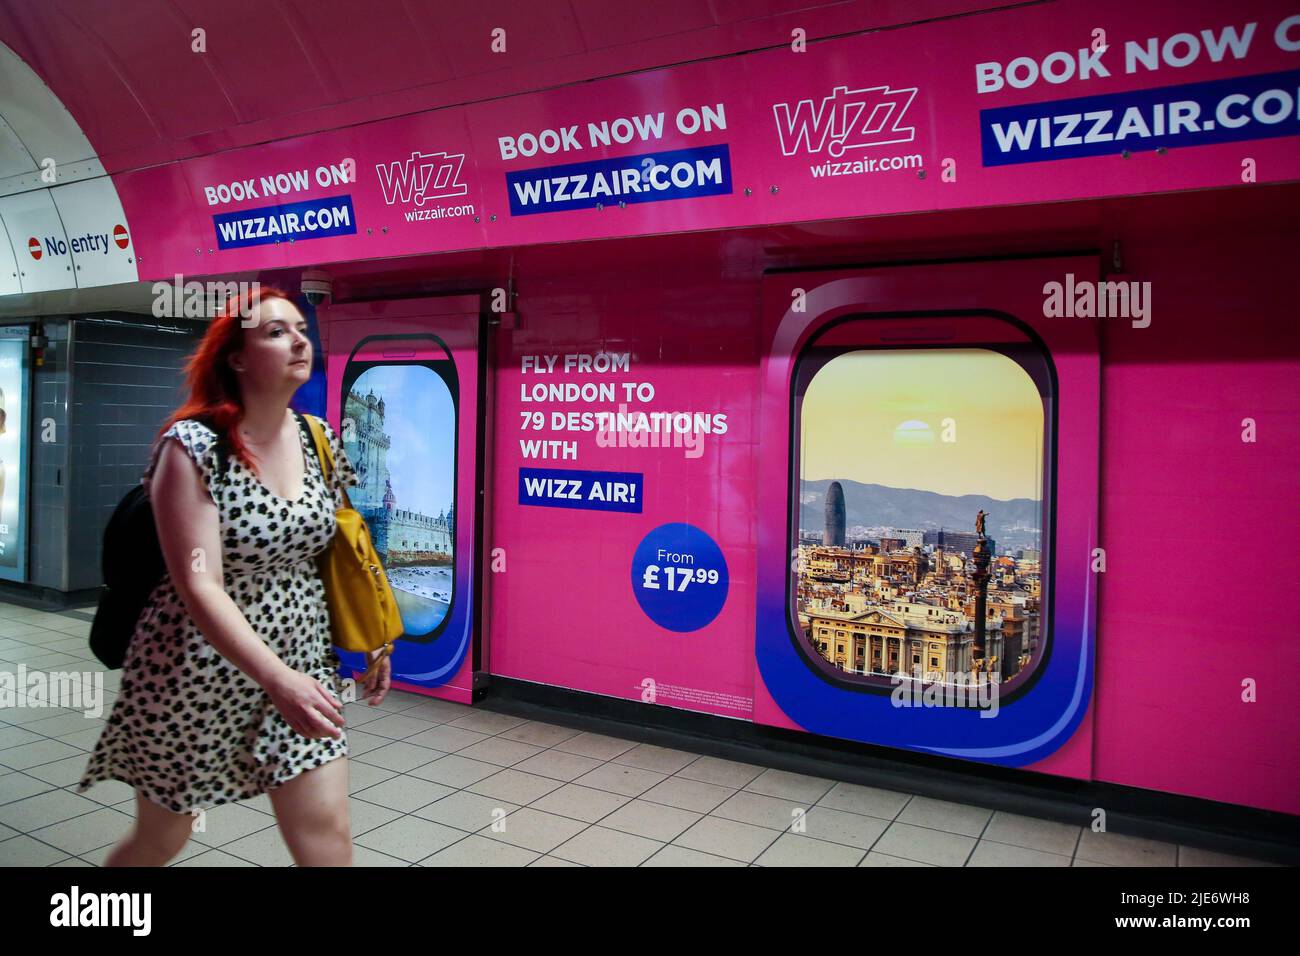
[78,287,392,866]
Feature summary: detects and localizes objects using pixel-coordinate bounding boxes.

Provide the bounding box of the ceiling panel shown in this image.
[0,0,1010,173]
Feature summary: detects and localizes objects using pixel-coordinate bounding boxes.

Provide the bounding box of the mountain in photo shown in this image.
[799,478,1041,551]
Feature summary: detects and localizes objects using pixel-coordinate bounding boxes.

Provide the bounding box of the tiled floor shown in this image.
[0,603,1281,867]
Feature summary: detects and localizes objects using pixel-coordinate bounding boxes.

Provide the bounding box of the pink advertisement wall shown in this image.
[1089,213,1299,817]
[489,276,761,719]
[54,0,1295,814]
[487,256,1102,776]
[481,197,1300,817]
[110,0,1300,284]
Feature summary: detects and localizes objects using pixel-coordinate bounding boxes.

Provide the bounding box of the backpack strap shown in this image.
[213,434,231,484]
[145,417,232,500]
[194,415,233,489]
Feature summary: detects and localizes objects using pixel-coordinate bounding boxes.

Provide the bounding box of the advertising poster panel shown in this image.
[320,299,482,704]
[489,296,760,720]
[0,326,29,582]
[754,259,1101,775]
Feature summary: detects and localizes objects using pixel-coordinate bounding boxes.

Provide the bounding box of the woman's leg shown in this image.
[103,791,197,866]
[268,756,352,866]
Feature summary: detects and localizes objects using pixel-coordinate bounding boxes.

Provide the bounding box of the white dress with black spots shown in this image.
[78,415,360,814]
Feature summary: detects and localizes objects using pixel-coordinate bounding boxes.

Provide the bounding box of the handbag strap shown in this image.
[297,411,394,667]
[358,641,393,684]
[296,411,352,510]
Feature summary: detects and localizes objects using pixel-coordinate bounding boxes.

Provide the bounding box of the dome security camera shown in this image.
[301,269,332,306]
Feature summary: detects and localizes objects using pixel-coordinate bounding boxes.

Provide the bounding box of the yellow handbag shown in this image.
[301,413,404,680]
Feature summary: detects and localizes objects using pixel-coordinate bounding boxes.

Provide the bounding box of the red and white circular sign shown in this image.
[113,224,129,249]
[28,237,41,260]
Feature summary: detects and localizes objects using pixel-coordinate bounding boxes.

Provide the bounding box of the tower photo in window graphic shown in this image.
[795,348,1045,692]
[344,365,456,637]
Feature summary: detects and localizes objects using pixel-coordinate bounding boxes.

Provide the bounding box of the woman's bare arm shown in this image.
[150,438,344,737]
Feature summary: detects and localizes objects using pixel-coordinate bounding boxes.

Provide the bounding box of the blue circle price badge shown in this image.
[630,523,729,632]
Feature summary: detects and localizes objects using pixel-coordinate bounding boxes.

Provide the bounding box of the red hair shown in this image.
[158,285,299,473]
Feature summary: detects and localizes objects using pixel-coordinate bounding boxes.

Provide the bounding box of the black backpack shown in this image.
[88,423,232,669]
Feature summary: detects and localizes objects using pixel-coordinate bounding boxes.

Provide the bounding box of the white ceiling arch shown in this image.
[0,38,105,197]
[0,40,139,300]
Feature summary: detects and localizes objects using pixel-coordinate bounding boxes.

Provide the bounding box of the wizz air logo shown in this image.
[773,84,918,158]
[374,150,468,206]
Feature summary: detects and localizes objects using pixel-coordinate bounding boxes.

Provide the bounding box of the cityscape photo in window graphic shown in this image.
[344,365,456,637]
[796,348,1045,692]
